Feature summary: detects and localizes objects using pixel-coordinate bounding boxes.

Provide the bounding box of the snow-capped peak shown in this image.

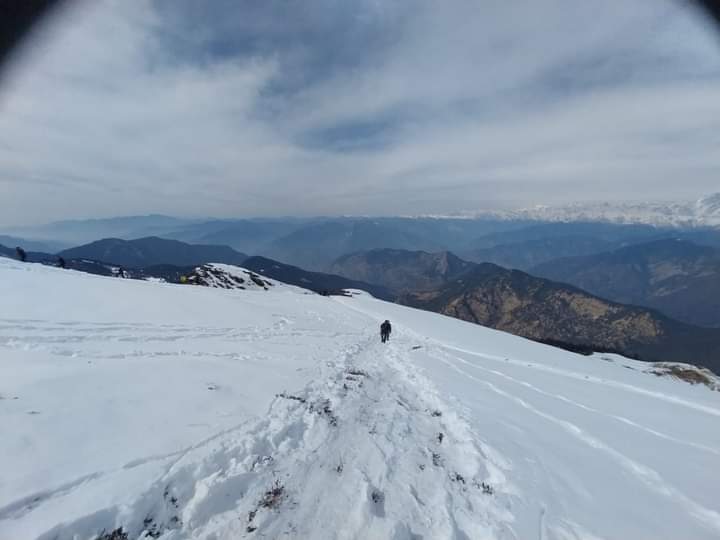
[471,193,720,227]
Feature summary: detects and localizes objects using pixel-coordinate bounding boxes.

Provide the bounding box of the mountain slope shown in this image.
[161,219,308,253]
[263,219,442,271]
[59,237,248,268]
[242,255,394,300]
[532,239,720,327]
[462,235,617,270]
[1,258,719,539]
[194,220,306,253]
[401,263,720,373]
[0,242,140,278]
[330,249,475,292]
[0,243,15,259]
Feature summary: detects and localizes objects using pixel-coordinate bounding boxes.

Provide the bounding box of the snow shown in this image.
[696,193,720,221]
[442,193,720,228]
[1,258,719,539]
[185,264,306,292]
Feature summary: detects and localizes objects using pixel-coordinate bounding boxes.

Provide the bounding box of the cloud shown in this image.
[1,0,719,225]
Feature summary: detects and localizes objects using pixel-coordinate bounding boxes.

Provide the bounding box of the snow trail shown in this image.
[440,344,720,418]
[337,294,720,539]
[21,330,511,540]
[433,347,720,457]
[430,349,720,535]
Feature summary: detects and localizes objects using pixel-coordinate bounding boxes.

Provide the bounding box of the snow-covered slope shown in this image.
[184,263,301,291]
[1,259,719,539]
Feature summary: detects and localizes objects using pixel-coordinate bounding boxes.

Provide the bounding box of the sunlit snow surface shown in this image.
[1,258,719,539]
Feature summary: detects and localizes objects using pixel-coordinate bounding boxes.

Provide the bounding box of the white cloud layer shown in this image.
[1,0,719,225]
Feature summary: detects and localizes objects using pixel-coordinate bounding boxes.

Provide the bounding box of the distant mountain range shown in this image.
[473,193,720,228]
[241,256,394,300]
[0,235,69,253]
[466,221,666,249]
[4,215,198,245]
[162,218,309,254]
[58,237,248,268]
[3,215,530,267]
[254,217,707,272]
[400,262,720,373]
[532,239,720,327]
[460,221,720,271]
[330,249,474,292]
[462,235,619,270]
[260,220,444,271]
[458,221,673,269]
[7,209,720,274]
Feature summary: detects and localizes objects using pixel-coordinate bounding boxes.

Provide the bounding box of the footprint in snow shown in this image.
[369,488,386,517]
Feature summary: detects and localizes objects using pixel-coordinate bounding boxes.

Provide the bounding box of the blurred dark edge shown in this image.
[0,0,719,80]
[697,0,720,27]
[0,0,68,76]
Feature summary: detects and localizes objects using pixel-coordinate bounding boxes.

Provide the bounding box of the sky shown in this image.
[1,0,719,226]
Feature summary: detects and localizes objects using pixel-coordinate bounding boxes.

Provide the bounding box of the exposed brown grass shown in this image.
[649,363,719,391]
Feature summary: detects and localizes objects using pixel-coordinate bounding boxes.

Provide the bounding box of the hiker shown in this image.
[380,320,392,343]
[57,256,66,269]
[15,246,26,262]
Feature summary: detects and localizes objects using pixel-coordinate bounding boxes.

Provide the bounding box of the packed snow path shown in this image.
[1,260,719,539]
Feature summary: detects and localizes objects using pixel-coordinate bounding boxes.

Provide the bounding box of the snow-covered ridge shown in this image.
[415,193,720,227]
[184,263,307,293]
[696,193,720,220]
[491,193,720,227]
[1,258,719,539]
